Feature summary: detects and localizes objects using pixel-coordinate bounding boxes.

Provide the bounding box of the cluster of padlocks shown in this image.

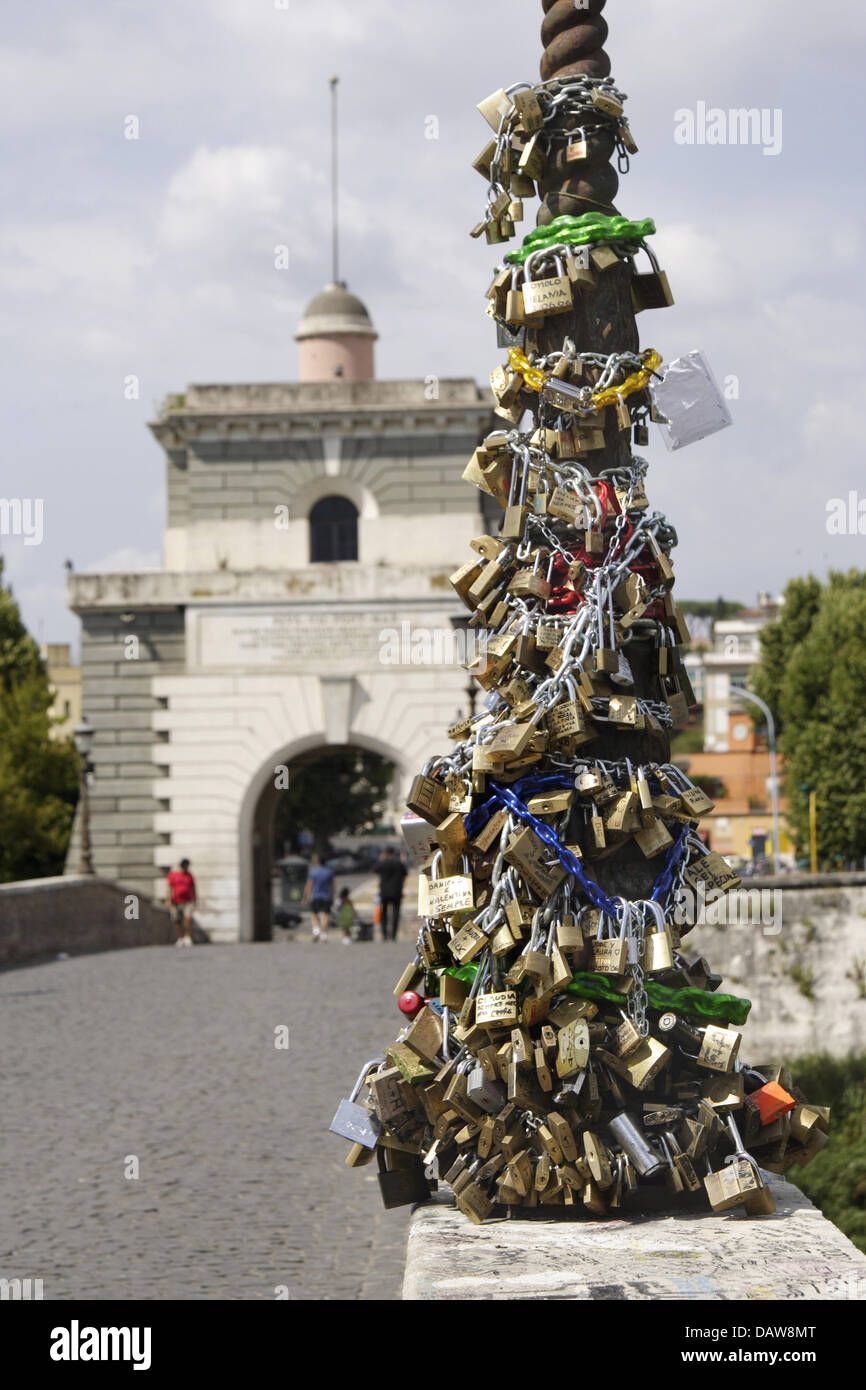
[330,74,828,1223]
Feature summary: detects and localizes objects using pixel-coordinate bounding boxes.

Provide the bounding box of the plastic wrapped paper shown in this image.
[649,349,732,451]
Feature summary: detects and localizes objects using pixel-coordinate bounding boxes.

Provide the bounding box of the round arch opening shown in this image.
[238,736,405,942]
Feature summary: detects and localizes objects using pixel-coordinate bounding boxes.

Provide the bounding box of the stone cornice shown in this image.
[68,563,466,613]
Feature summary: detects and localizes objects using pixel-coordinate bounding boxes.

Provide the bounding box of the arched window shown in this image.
[309,495,359,563]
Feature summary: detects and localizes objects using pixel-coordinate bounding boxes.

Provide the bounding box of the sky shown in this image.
[1,0,865,652]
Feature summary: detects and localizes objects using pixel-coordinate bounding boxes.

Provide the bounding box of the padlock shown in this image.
[631,242,675,313]
[513,87,544,133]
[424,850,475,919]
[556,1017,590,1079]
[565,127,588,161]
[466,1063,508,1114]
[564,244,596,289]
[517,130,546,179]
[509,549,554,601]
[504,264,527,324]
[521,252,574,319]
[591,85,624,117]
[477,87,515,132]
[376,1147,432,1209]
[643,901,674,972]
[607,1111,666,1177]
[329,1057,385,1148]
[502,449,530,539]
[406,771,450,825]
[697,1024,742,1073]
[588,910,628,974]
[474,989,519,1030]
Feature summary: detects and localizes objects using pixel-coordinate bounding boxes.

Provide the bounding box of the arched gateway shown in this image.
[239,736,404,943]
[66,282,494,940]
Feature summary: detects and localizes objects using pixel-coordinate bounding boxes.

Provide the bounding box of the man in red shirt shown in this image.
[166,858,197,947]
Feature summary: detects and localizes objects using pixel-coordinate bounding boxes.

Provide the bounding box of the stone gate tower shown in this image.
[68,283,494,940]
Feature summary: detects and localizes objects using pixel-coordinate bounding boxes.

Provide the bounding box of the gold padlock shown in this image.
[521,253,574,319]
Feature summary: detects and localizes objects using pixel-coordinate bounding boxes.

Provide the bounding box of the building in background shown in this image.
[41,643,81,739]
[684,707,792,863]
[67,283,494,941]
[701,594,781,752]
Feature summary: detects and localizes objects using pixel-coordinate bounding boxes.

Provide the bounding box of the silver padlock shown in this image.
[466,1063,507,1115]
[329,1056,384,1149]
[608,1111,666,1177]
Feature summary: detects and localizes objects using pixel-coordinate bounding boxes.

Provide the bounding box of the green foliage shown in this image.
[273,748,394,856]
[678,598,745,620]
[0,558,79,880]
[784,960,816,1001]
[750,571,866,864]
[670,722,705,758]
[786,1052,866,1254]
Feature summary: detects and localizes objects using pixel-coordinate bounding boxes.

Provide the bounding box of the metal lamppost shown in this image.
[73,717,95,876]
[731,689,781,875]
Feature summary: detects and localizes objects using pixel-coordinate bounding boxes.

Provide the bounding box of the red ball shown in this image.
[398,990,424,1018]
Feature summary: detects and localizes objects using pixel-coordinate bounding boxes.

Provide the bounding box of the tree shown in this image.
[751,571,866,864]
[273,748,394,856]
[0,557,79,881]
[751,574,823,735]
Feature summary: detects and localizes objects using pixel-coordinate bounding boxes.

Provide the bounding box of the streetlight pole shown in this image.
[73,717,95,876]
[731,689,781,875]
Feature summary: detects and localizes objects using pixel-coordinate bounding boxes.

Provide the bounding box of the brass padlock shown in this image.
[407,772,450,826]
[521,253,574,319]
[631,244,675,313]
[477,87,515,132]
[697,1024,742,1073]
[565,127,588,161]
[513,87,543,133]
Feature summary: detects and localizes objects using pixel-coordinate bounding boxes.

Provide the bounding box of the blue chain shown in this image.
[482,781,690,918]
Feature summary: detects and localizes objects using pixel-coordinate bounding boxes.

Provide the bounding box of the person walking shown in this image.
[335,886,357,945]
[376,847,407,942]
[166,858,196,947]
[301,853,335,942]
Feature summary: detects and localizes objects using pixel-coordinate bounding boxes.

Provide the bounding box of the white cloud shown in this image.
[158,145,293,250]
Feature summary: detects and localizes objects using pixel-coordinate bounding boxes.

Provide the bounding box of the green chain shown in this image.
[505,213,656,266]
[566,972,752,1027]
[441,963,751,1027]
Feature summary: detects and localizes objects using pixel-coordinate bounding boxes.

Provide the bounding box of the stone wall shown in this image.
[0,876,174,967]
[683,875,866,1057]
[65,608,186,906]
[403,1179,866,1301]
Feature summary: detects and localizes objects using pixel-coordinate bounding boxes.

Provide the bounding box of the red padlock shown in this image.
[398,990,425,1019]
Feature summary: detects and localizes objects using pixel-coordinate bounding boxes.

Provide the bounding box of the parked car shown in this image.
[273,906,301,930]
[325,853,365,874]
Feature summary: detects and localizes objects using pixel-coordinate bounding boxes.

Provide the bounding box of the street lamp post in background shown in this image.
[731,689,781,875]
[808,788,818,874]
[73,717,95,876]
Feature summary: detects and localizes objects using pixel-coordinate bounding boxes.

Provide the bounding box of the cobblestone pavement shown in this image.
[0,938,417,1300]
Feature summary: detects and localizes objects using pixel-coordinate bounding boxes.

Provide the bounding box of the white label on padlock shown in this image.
[649,349,733,451]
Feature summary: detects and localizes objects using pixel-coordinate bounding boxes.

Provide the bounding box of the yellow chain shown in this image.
[507,347,546,392]
[507,346,662,410]
[592,350,662,409]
